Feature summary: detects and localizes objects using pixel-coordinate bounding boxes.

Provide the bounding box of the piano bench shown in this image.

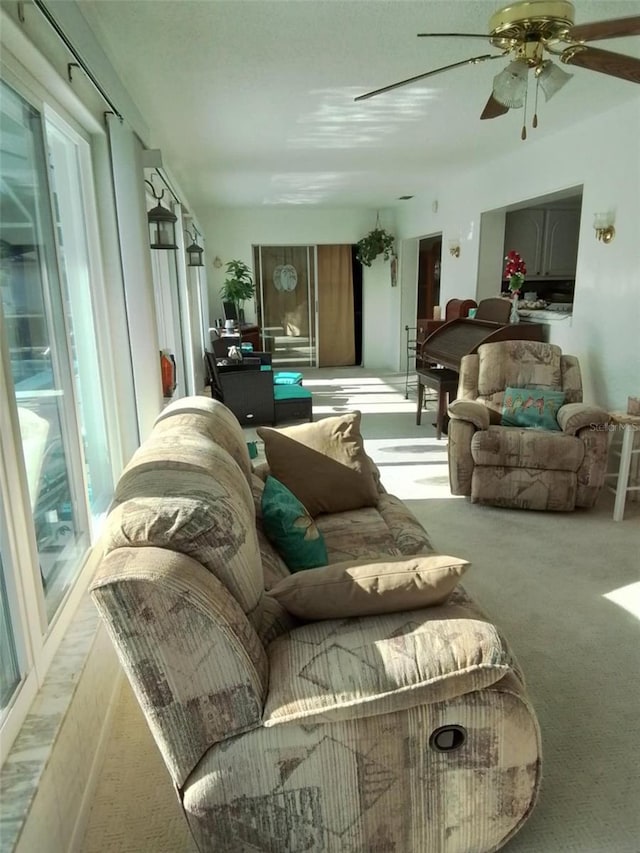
[416,367,459,439]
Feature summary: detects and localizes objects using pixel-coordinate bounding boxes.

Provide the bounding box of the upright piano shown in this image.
[416,318,545,437]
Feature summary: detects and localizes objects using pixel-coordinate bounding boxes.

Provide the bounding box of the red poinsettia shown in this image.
[504,250,527,293]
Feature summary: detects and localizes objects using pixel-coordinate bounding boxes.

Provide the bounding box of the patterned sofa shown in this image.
[90,396,542,852]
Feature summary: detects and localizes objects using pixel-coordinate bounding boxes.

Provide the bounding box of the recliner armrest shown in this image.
[262,604,511,727]
[557,403,611,436]
[448,399,490,431]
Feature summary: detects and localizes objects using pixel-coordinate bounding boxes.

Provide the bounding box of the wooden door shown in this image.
[417,237,442,320]
[317,244,355,367]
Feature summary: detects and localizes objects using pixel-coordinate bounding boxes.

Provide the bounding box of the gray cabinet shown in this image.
[504,209,545,276]
[504,207,580,279]
[542,208,580,276]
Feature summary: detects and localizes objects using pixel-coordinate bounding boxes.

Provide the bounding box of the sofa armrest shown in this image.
[557,403,611,436]
[262,605,512,727]
[91,546,267,789]
[448,399,490,431]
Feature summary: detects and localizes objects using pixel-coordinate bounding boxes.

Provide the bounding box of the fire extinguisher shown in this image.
[160,350,175,397]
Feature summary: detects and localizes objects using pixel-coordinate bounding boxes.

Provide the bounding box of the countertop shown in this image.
[518,308,573,323]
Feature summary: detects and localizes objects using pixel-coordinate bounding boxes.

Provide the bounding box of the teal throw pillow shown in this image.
[501,386,566,431]
[261,475,328,572]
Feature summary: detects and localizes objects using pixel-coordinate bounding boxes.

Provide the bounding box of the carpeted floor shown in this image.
[80,369,640,852]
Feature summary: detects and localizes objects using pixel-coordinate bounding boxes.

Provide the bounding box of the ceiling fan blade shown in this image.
[480,94,510,120]
[417,32,492,39]
[354,54,503,102]
[561,45,640,84]
[568,15,640,43]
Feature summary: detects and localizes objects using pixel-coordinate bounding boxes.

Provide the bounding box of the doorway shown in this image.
[317,244,358,367]
[417,235,442,322]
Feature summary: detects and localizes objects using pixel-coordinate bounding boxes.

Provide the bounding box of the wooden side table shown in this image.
[605,412,640,522]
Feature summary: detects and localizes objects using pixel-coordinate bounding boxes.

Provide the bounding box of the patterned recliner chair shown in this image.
[448,340,610,511]
[90,396,542,852]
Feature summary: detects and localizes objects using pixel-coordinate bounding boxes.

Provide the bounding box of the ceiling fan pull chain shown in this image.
[521,79,528,141]
[532,77,540,129]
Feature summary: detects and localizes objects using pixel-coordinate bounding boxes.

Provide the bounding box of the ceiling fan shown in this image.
[355,1,640,138]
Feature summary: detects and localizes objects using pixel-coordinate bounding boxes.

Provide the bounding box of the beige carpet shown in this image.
[81,369,640,852]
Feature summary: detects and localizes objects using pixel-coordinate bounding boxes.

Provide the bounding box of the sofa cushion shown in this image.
[375,493,434,556]
[273,384,312,401]
[267,554,468,620]
[257,411,379,516]
[273,371,303,385]
[263,603,512,726]
[471,426,585,472]
[501,387,565,431]
[314,505,402,563]
[261,476,328,572]
[103,435,263,621]
[153,396,252,483]
[476,341,563,416]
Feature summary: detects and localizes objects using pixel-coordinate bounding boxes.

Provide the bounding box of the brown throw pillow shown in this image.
[256,412,379,516]
[266,555,469,620]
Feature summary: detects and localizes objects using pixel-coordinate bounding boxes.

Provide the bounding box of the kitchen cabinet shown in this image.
[504,207,580,279]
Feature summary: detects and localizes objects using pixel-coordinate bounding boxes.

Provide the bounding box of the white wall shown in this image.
[202,207,400,369]
[395,98,640,411]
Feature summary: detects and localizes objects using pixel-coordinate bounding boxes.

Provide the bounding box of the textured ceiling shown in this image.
[77,0,640,210]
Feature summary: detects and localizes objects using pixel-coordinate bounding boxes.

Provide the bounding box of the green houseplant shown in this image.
[356,226,396,267]
[220,260,255,317]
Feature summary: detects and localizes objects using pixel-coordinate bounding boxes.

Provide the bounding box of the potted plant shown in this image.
[220,260,255,318]
[356,226,396,267]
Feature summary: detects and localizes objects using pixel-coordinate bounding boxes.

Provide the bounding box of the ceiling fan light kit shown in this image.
[356,1,640,139]
[493,60,529,108]
[536,60,573,101]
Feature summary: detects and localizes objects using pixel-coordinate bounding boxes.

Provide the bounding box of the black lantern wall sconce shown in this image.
[185,227,204,267]
[145,179,177,249]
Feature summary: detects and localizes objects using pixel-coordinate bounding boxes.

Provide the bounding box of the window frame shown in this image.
[0,57,121,762]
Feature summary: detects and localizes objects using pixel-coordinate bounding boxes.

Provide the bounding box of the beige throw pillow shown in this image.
[266,555,469,620]
[256,412,379,516]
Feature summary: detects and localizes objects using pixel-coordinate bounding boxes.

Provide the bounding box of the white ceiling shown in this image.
[77,0,640,211]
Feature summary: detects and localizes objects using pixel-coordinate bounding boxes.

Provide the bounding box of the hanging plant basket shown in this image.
[356,226,396,267]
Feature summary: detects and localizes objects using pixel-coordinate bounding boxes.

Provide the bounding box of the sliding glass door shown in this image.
[254,245,316,367]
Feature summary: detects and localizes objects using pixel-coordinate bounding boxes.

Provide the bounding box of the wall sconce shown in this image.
[145,180,177,249]
[448,240,461,258]
[593,212,615,244]
[213,256,223,269]
[185,227,204,267]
